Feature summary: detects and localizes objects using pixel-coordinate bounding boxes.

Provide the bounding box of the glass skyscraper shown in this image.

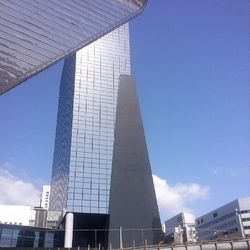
[50,23,130,215]
[50,22,161,249]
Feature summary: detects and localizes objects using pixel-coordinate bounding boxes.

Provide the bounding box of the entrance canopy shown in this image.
[0,0,147,94]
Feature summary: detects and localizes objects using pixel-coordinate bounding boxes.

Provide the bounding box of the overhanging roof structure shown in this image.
[0,0,147,94]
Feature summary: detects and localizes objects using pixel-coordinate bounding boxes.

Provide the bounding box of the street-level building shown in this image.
[196,197,250,240]
[0,223,63,248]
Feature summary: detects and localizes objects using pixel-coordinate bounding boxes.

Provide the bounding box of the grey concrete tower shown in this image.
[109,75,162,247]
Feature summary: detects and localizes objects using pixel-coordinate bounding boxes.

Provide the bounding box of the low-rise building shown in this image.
[0,205,34,226]
[0,223,63,247]
[196,197,250,240]
[165,212,197,244]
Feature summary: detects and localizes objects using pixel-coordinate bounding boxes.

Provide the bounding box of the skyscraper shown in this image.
[50,23,162,248]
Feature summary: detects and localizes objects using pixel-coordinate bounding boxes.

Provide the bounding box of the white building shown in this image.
[0,205,35,226]
[40,185,50,209]
[196,197,250,240]
[32,185,51,227]
[165,212,197,244]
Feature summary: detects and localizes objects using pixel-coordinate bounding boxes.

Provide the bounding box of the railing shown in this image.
[2,239,249,250]
[122,239,250,250]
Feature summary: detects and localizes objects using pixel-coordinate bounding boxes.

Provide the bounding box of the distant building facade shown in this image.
[164,212,197,244]
[33,207,47,228]
[196,197,250,240]
[33,185,51,228]
[40,185,51,210]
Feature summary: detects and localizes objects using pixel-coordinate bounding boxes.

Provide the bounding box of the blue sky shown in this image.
[0,0,249,221]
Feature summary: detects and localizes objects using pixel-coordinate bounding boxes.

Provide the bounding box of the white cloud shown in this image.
[153,175,209,221]
[0,168,40,207]
[0,165,209,219]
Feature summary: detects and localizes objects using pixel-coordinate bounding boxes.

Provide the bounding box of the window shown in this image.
[177,216,182,222]
[213,212,218,218]
[0,228,13,247]
[242,218,250,222]
[240,210,250,214]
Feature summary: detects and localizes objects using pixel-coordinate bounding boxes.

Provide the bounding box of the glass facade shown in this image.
[50,24,130,216]
[0,224,63,248]
[0,0,147,95]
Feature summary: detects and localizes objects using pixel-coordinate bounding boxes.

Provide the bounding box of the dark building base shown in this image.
[70,213,109,248]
